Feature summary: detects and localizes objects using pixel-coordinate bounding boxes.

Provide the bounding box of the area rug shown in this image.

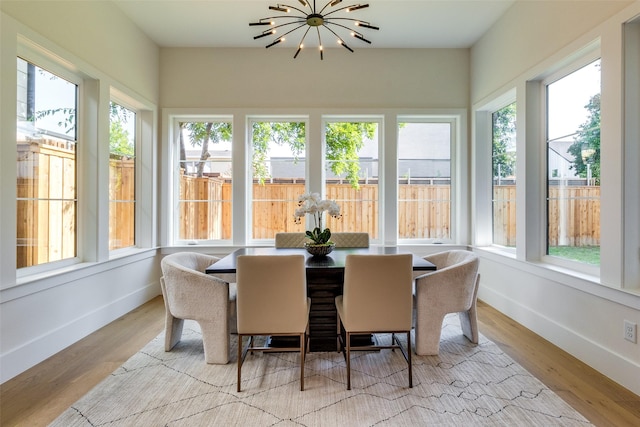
[50,314,592,426]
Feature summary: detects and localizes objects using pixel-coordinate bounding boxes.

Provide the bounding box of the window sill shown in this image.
[473,246,640,309]
[2,248,158,303]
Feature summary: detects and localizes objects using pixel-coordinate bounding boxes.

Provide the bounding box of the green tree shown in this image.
[249,121,376,187]
[180,122,233,177]
[492,102,516,179]
[180,120,375,187]
[251,122,306,184]
[325,122,376,188]
[109,103,135,158]
[109,121,134,158]
[567,93,600,185]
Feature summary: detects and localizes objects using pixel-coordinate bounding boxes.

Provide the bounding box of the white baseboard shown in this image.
[0,283,160,384]
[479,286,640,396]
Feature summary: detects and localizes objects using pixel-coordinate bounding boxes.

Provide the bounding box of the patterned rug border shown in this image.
[50,315,592,426]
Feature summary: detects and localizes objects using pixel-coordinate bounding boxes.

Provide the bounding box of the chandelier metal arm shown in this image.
[259,19,307,35]
[322,3,369,18]
[265,22,310,48]
[326,17,379,31]
[253,20,301,39]
[254,20,307,40]
[274,4,309,16]
[315,26,323,60]
[318,0,345,15]
[323,19,358,31]
[324,21,371,44]
[294,25,313,58]
[321,24,353,52]
[250,15,305,26]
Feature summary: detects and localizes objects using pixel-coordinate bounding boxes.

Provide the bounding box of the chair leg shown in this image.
[460,273,480,344]
[407,331,413,388]
[459,306,479,344]
[336,311,341,352]
[165,315,184,351]
[237,334,243,392]
[199,320,230,364]
[300,332,305,391]
[346,332,352,390]
[415,313,446,355]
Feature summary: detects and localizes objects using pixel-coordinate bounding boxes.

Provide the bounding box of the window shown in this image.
[165,110,464,246]
[324,120,379,238]
[398,120,453,242]
[250,119,306,240]
[546,59,601,266]
[492,102,517,247]
[109,102,136,250]
[174,119,233,243]
[16,57,78,269]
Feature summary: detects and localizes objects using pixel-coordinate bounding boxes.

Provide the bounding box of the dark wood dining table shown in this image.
[206,247,436,351]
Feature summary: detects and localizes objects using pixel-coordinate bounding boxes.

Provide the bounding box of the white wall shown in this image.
[471,0,631,103]
[0,0,159,102]
[471,1,640,395]
[0,2,161,383]
[159,47,470,108]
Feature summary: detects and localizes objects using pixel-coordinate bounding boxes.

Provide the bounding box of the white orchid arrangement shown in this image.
[294,192,342,245]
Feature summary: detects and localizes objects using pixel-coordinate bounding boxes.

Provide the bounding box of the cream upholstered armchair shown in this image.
[413,250,480,356]
[160,252,237,364]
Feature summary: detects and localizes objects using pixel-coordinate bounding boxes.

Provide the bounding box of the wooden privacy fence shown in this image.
[17,140,76,268]
[109,158,135,250]
[492,185,601,247]
[547,185,601,246]
[180,179,600,246]
[16,143,602,267]
[179,178,454,240]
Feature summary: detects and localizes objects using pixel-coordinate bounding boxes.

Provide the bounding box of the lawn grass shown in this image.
[548,246,600,265]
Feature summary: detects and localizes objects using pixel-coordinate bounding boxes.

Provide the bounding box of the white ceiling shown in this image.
[112,0,516,49]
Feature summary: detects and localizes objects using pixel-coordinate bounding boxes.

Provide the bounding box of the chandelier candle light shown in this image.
[294,193,342,256]
[249,0,379,60]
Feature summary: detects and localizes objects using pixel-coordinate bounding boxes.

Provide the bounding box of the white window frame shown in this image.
[396,115,458,245]
[622,17,640,291]
[322,115,383,244]
[541,51,601,277]
[15,44,85,277]
[161,108,467,248]
[167,114,235,246]
[108,90,153,255]
[473,89,517,251]
[246,115,310,245]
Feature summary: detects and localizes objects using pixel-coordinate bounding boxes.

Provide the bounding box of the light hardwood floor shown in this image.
[1,297,639,426]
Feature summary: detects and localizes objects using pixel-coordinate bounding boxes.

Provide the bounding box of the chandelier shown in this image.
[249,1,379,60]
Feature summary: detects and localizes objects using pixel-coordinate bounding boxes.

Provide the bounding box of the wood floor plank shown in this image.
[0,297,165,427]
[477,300,640,427]
[1,297,638,426]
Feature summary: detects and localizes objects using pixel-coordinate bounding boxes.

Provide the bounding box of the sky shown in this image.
[547,59,601,142]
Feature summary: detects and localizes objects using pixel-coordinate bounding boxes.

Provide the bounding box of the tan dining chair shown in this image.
[236,254,310,392]
[160,252,237,364]
[413,250,480,355]
[335,253,414,390]
[274,232,308,248]
[330,232,369,248]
